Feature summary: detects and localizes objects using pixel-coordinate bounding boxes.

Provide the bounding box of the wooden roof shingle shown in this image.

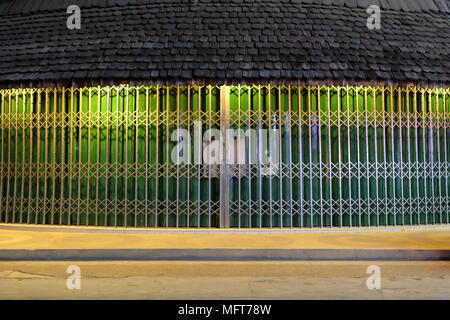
[0,0,449,87]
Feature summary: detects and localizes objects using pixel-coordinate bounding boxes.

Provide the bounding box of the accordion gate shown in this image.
[0,85,449,228]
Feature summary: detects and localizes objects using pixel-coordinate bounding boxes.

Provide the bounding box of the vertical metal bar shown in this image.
[382,87,388,226]
[298,86,304,228]
[42,89,49,225]
[95,87,101,226]
[68,89,74,225]
[364,88,370,227]
[435,89,442,224]
[155,86,160,227]
[86,88,91,226]
[347,86,352,227]
[402,87,412,225]
[165,86,170,227]
[144,87,149,227]
[337,87,343,227]
[421,89,428,225]
[373,88,379,226]
[186,86,191,228]
[135,87,139,227]
[268,86,273,228]
[104,87,110,226]
[207,86,211,228]
[258,86,262,228]
[429,89,436,224]
[0,91,5,222]
[59,88,66,225]
[308,87,313,226]
[5,90,12,223]
[77,89,82,225]
[114,87,119,227]
[278,86,284,227]
[390,87,396,226]
[287,86,293,228]
[414,87,420,225]
[197,86,201,228]
[237,85,242,228]
[50,89,57,225]
[12,90,19,223]
[327,87,332,227]
[444,89,449,224]
[124,85,129,227]
[0,90,4,222]
[356,87,362,227]
[406,88,412,225]
[275,87,284,228]
[175,87,180,228]
[317,86,323,228]
[220,85,230,228]
[247,86,252,227]
[34,90,41,224]
[398,89,404,226]
[236,85,242,228]
[19,90,27,224]
[431,89,436,224]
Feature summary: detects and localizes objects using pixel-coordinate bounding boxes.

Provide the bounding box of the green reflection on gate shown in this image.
[0,85,449,228]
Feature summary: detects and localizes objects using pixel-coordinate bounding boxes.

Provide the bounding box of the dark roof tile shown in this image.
[0,0,448,86]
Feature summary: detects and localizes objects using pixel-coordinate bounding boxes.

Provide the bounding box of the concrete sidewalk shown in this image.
[0,225,449,299]
[0,224,449,261]
[1,261,449,299]
[1,224,449,250]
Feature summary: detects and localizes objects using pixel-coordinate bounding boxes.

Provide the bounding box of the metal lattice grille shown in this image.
[0,86,221,227]
[0,85,449,228]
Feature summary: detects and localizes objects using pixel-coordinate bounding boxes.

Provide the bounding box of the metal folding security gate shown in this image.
[0,85,449,228]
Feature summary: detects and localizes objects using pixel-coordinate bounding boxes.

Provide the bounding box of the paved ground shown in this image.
[0,261,449,299]
[0,224,449,299]
[0,224,449,250]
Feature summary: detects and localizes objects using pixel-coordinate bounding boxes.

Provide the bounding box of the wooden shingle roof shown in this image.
[0,0,449,87]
